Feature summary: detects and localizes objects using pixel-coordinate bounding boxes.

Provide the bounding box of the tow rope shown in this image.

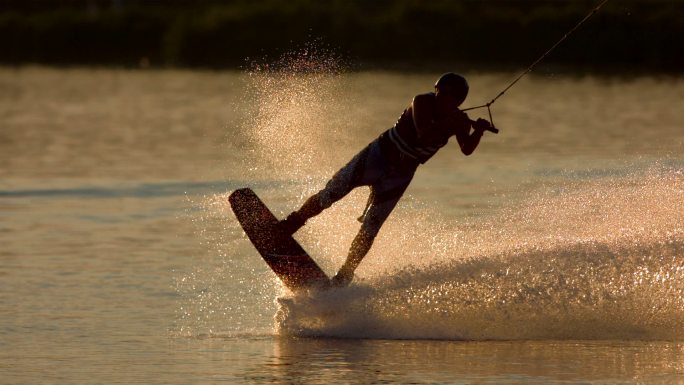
[462,0,611,132]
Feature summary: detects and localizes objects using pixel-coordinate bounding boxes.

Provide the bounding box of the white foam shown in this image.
[277,167,684,340]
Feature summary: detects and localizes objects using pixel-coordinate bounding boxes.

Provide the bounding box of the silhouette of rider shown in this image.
[280,73,494,286]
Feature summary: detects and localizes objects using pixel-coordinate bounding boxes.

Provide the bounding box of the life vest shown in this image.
[383,93,461,164]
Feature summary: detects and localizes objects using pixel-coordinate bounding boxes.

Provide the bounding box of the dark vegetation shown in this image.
[1,0,682,71]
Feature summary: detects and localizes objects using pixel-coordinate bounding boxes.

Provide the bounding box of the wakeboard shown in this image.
[229,188,331,291]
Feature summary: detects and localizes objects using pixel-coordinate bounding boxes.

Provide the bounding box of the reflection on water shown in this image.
[215,337,684,384]
[265,338,684,384]
[1,67,683,384]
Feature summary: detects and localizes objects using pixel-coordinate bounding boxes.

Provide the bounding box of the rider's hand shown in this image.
[473,118,491,132]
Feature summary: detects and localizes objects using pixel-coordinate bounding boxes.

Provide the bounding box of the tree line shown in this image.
[1,0,682,71]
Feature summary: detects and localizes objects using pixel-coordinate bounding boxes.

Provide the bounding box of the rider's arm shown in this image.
[455,117,489,156]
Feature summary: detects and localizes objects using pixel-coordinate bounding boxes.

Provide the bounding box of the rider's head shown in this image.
[434,72,469,107]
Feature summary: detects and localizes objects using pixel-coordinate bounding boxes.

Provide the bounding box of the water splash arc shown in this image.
[277,168,684,341]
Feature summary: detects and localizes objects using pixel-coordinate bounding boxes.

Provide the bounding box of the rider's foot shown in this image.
[278,212,305,235]
[331,269,354,287]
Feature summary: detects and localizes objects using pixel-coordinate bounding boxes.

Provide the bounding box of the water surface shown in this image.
[1,67,683,384]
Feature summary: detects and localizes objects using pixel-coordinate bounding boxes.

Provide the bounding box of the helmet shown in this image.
[434,72,469,105]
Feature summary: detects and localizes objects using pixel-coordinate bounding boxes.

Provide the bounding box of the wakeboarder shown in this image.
[279,73,496,286]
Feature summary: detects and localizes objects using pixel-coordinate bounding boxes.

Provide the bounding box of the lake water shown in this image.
[1,66,683,384]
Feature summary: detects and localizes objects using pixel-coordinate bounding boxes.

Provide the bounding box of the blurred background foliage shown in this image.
[1,0,682,71]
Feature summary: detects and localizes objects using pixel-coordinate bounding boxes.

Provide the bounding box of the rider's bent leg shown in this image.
[280,145,373,235]
[332,188,406,287]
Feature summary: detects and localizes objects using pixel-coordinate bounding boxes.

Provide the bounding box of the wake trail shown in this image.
[277,167,684,340]
[177,48,684,341]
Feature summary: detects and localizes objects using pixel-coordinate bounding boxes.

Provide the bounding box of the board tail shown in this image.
[229,188,330,291]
